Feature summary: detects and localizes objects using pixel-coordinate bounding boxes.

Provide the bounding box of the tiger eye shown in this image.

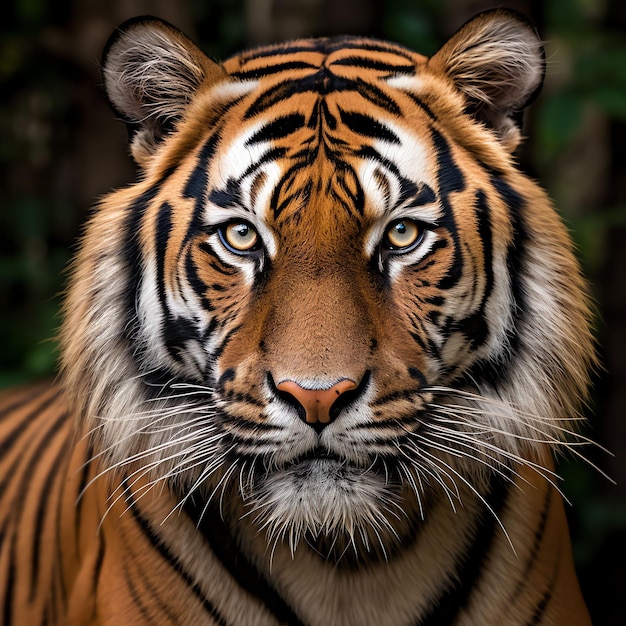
[386,219,421,250]
[222,222,259,253]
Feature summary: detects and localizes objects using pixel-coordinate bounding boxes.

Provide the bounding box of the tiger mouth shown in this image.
[281,447,400,484]
[288,447,345,466]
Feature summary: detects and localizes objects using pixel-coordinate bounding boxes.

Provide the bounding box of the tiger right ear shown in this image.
[102,16,226,166]
[430,9,545,152]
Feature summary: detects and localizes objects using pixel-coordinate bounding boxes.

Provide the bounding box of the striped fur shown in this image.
[1,10,595,625]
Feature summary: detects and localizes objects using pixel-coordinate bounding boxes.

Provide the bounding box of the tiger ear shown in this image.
[430,9,545,152]
[102,16,226,166]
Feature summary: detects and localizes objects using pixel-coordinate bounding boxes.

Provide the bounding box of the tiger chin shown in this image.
[1,8,597,626]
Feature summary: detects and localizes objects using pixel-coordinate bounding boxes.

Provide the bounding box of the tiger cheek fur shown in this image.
[1,9,596,626]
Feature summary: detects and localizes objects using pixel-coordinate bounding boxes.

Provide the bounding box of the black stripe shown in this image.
[233,37,415,64]
[185,130,221,205]
[353,77,403,115]
[414,473,511,626]
[230,60,318,80]
[240,147,288,179]
[270,162,314,218]
[462,175,528,388]
[331,55,415,75]
[325,38,416,61]
[356,145,410,183]
[327,167,365,218]
[0,386,61,462]
[371,388,416,406]
[514,485,553,599]
[208,177,244,209]
[525,552,560,626]
[93,536,106,604]
[339,108,400,144]
[1,405,68,503]
[493,173,528,344]
[243,69,403,120]
[181,129,225,286]
[431,126,465,192]
[205,257,239,277]
[30,421,72,601]
[211,324,244,360]
[409,329,428,351]
[431,128,465,291]
[184,498,306,626]
[408,367,428,388]
[408,184,436,208]
[244,82,306,120]
[227,391,265,407]
[122,183,165,353]
[1,408,69,625]
[246,113,306,145]
[233,42,323,62]
[123,561,155,624]
[457,190,494,349]
[156,201,203,365]
[55,434,86,610]
[2,531,17,626]
[405,92,437,121]
[155,200,172,315]
[0,382,52,421]
[185,247,213,311]
[74,441,95,550]
[123,483,229,626]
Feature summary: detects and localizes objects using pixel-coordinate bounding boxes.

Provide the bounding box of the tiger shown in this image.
[0,8,597,625]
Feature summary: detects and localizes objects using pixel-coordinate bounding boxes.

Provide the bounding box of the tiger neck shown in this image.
[175,463,589,626]
[66,443,590,626]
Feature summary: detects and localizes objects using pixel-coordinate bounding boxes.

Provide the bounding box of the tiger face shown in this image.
[61,11,594,559]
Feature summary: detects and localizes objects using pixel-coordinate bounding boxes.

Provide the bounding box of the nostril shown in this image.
[273,372,371,429]
[328,385,361,420]
[329,370,371,420]
[275,383,307,422]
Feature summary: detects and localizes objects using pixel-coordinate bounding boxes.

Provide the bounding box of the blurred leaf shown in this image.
[591,88,626,117]
[24,339,58,377]
[536,91,584,158]
[569,206,626,270]
[381,0,442,54]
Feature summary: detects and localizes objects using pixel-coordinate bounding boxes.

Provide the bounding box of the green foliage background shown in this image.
[1,0,624,622]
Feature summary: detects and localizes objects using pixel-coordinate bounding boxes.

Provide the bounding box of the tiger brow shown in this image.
[405,184,436,208]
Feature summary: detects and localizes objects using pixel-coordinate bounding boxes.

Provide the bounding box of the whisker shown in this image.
[412,429,523,488]
[416,446,517,556]
[427,401,613,484]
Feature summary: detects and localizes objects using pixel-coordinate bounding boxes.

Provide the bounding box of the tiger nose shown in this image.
[276,379,358,427]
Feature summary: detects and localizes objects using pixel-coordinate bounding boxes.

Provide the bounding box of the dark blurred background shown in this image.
[1,0,624,622]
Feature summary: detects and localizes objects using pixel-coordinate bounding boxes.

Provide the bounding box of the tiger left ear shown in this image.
[102,16,226,166]
[430,9,545,152]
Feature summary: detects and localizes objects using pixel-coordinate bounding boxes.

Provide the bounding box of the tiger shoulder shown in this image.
[0,9,596,626]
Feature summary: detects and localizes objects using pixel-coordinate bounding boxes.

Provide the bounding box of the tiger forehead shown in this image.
[208,97,437,233]
[197,37,438,234]
[222,36,423,79]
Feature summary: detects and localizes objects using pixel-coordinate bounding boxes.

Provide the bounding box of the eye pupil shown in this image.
[235,224,248,238]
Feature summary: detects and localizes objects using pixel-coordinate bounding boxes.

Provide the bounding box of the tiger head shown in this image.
[61,10,594,559]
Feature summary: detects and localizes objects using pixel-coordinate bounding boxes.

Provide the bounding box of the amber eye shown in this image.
[218,221,260,254]
[384,219,422,251]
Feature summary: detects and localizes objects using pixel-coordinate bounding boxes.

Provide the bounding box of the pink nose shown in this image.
[276,379,358,425]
